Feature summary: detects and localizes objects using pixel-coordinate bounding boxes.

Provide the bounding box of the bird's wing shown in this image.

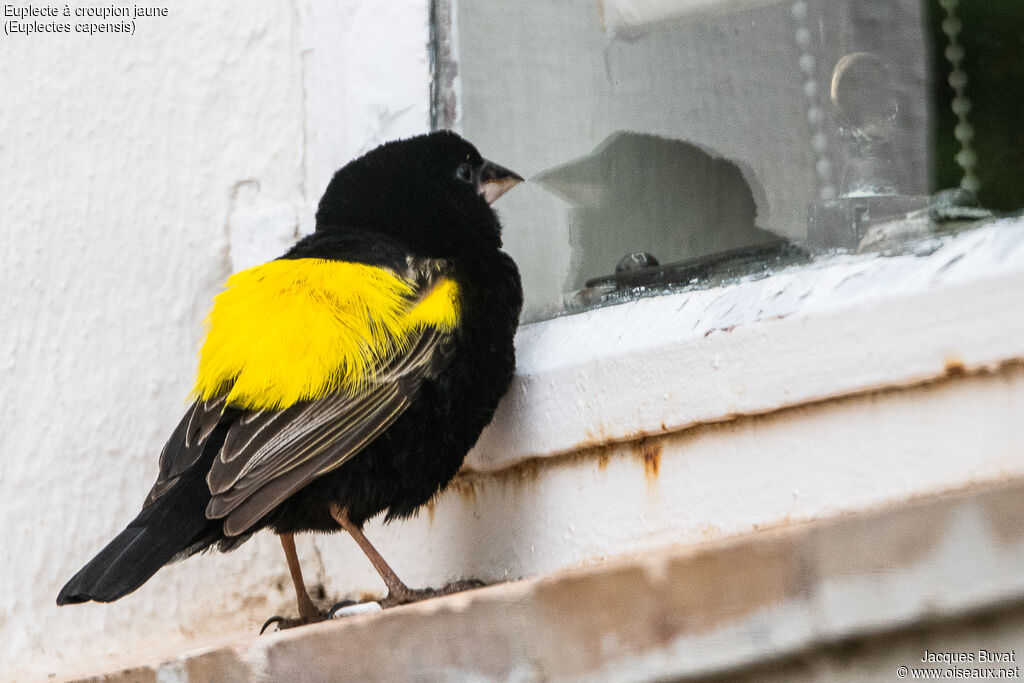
[145,256,460,536]
[206,327,452,536]
[143,394,227,507]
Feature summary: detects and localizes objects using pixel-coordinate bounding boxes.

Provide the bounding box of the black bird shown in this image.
[57,131,524,628]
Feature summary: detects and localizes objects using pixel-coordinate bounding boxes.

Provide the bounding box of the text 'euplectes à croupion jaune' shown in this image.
[3,4,168,36]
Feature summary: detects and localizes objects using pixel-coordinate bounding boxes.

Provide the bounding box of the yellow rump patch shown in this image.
[406,277,460,330]
[192,258,460,411]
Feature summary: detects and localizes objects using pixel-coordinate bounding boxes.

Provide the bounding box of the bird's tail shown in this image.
[56,473,214,605]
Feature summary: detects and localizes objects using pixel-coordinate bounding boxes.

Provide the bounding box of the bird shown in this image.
[56,131,524,630]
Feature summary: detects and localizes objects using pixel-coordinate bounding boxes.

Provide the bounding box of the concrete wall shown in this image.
[0,2,428,678]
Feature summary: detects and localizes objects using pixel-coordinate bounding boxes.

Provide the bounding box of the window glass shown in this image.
[440,0,1024,321]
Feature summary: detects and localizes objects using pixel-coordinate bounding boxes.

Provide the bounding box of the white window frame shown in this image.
[469,219,1024,472]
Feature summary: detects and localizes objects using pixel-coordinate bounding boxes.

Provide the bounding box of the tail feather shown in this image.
[58,406,239,606]
[57,469,215,605]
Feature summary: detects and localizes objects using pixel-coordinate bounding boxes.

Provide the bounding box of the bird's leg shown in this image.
[281,533,324,622]
[259,533,326,633]
[329,504,483,610]
[330,505,413,602]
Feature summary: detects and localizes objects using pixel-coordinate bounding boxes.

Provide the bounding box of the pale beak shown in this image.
[476,160,524,204]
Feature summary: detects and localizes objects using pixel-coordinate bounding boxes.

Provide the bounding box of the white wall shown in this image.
[0,2,429,678]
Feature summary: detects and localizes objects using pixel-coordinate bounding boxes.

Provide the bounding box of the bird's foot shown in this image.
[323,579,485,619]
[378,578,486,609]
[265,580,488,630]
[259,608,329,634]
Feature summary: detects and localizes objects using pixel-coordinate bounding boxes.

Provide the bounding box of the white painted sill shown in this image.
[467,216,1024,472]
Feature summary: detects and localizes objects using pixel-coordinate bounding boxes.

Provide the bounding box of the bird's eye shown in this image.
[455,163,473,183]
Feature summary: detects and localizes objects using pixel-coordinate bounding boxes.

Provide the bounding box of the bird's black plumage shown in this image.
[57,131,523,608]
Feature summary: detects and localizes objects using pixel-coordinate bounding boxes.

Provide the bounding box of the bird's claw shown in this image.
[259,615,289,634]
[259,610,328,634]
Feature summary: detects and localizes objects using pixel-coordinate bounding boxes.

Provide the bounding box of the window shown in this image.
[433,0,1024,322]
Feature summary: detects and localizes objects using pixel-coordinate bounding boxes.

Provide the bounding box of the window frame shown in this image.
[467,217,1024,472]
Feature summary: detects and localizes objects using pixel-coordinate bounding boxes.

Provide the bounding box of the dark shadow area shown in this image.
[533,132,783,291]
[926,0,1024,211]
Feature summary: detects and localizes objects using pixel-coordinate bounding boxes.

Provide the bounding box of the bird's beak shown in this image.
[477,160,524,204]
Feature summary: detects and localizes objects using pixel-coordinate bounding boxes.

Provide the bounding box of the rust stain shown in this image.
[574,427,672,458]
[945,355,967,376]
[512,458,541,483]
[577,423,614,452]
[559,357,1024,474]
[424,498,437,524]
[458,435,673,500]
[453,362,1024,510]
[632,438,661,483]
[644,441,662,481]
[449,477,478,506]
[447,457,545,507]
[558,356,1024,472]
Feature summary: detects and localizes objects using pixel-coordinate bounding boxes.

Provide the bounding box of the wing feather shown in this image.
[216,391,410,537]
[143,395,226,507]
[206,322,452,535]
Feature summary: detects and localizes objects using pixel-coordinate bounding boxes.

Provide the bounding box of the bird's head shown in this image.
[315,131,523,259]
